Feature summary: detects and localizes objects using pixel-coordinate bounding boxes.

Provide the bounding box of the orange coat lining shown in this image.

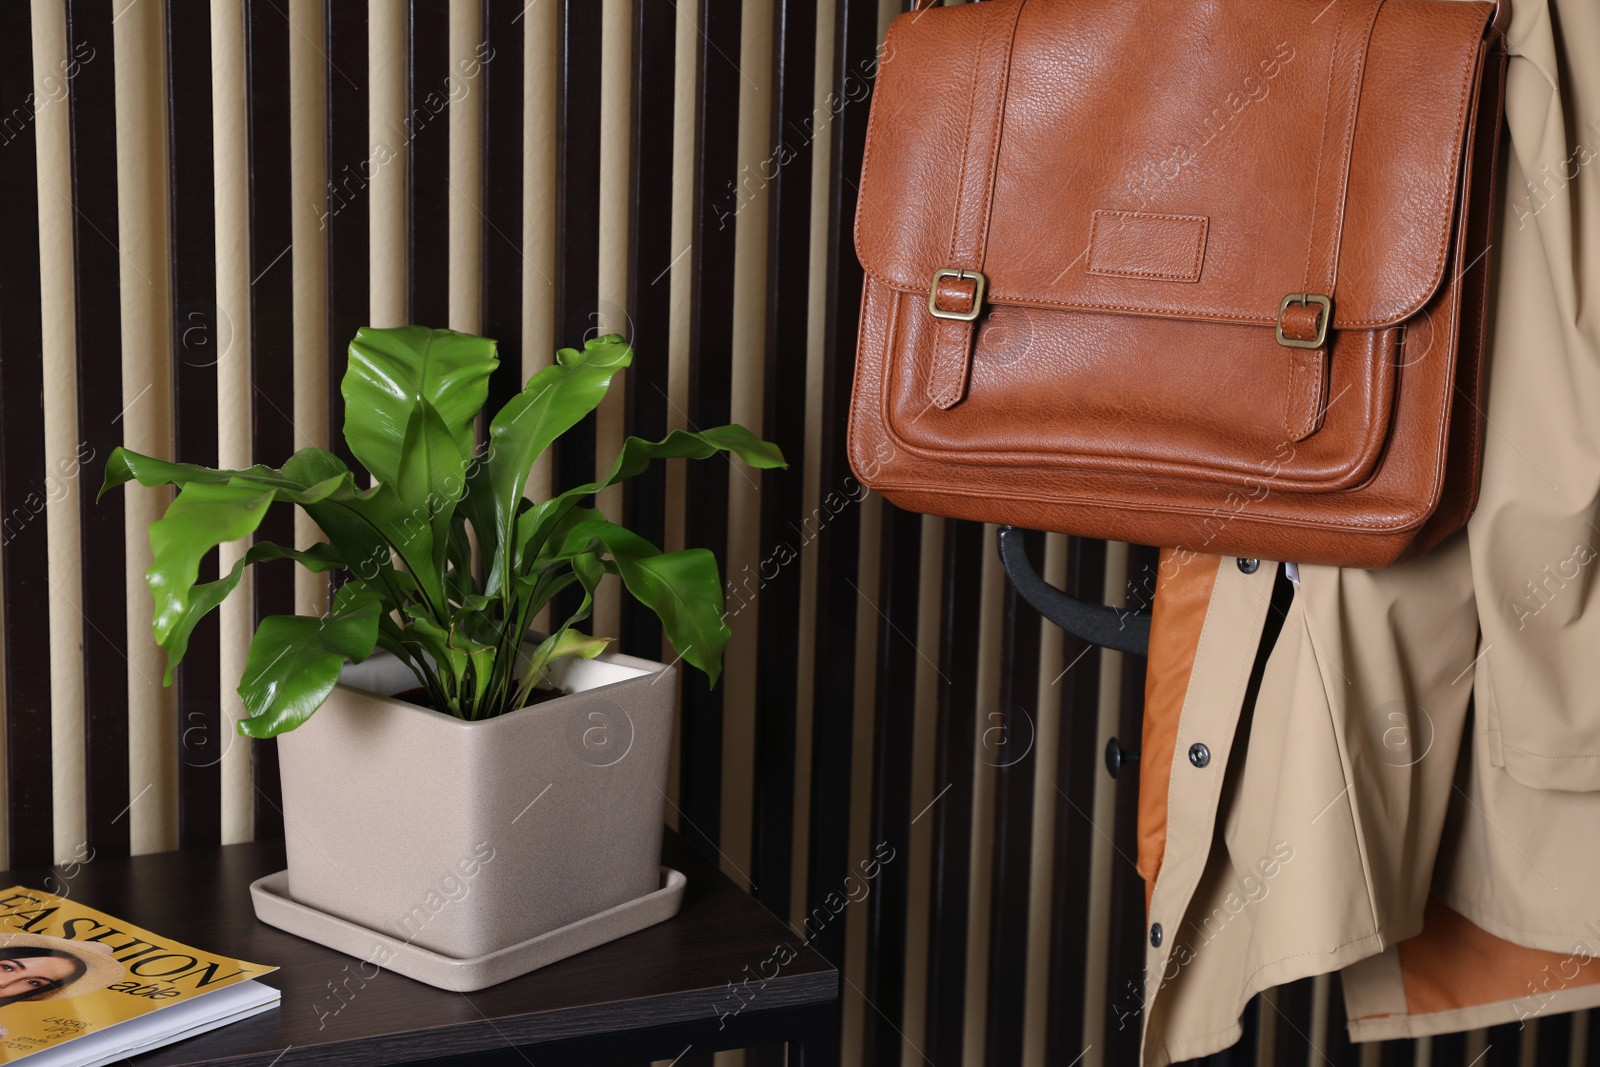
[1139,550,1221,908]
[1388,897,1600,1019]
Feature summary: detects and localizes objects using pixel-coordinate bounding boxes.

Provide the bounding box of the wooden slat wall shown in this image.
[0,3,1577,1066]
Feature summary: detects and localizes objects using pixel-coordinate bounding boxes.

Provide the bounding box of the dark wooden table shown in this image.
[1,831,838,1066]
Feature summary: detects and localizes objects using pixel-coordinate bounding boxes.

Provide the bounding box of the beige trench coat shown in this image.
[1136,0,1600,1061]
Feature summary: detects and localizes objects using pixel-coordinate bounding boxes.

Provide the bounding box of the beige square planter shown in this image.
[273,646,677,962]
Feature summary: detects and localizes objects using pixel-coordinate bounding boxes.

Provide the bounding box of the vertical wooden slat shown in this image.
[245,0,295,839]
[863,504,921,1065]
[65,0,131,860]
[677,0,742,862]
[752,0,817,919]
[808,0,878,967]
[165,0,221,848]
[985,528,1044,1067]
[1104,543,1159,1065]
[481,0,525,422]
[406,0,450,328]
[924,519,985,1061]
[1045,536,1108,1063]
[324,0,368,473]
[0,0,53,868]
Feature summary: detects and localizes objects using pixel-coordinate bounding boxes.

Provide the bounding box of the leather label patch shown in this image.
[1086,211,1209,283]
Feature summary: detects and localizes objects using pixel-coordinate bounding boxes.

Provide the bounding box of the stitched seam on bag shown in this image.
[923,7,986,408]
[852,10,909,291]
[1300,0,1348,291]
[848,280,902,486]
[1086,211,1208,283]
[930,320,970,408]
[970,0,1030,266]
[1285,352,1300,440]
[865,474,1431,532]
[945,14,983,264]
[1431,45,1503,534]
[876,285,1395,495]
[1284,349,1322,440]
[1321,0,1392,296]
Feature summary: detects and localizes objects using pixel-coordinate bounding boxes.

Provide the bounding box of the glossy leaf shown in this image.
[100,449,298,498]
[481,336,632,596]
[157,540,342,685]
[558,517,730,686]
[341,327,498,487]
[237,584,383,738]
[511,426,787,581]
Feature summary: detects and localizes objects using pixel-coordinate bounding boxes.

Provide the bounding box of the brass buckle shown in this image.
[1276,292,1333,349]
[927,268,987,322]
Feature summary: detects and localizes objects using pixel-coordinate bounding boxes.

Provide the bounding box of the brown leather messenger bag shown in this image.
[847,0,1509,570]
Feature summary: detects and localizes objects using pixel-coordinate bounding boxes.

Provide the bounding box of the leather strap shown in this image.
[925,0,1027,410]
[1285,0,1387,441]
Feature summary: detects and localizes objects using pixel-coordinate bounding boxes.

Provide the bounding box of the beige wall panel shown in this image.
[369,0,407,328]
[591,0,633,642]
[663,1,696,558]
[1081,540,1130,1067]
[900,512,946,1059]
[717,0,775,903]
[32,0,84,864]
[114,0,177,856]
[448,0,485,338]
[661,0,700,818]
[291,0,330,617]
[521,0,557,510]
[213,0,256,844]
[961,523,1005,1065]
[1022,531,1068,1067]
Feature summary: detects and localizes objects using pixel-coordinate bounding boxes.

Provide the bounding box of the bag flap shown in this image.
[856,0,1495,330]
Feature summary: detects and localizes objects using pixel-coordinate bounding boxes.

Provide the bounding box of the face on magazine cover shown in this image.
[0,933,126,1008]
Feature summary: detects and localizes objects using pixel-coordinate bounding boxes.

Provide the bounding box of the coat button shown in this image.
[1104,737,1140,779]
[1237,558,1260,574]
[1189,743,1211,768]
[1150,922,1163,948]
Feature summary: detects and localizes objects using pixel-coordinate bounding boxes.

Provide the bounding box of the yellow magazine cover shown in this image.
[0,886,276,1063]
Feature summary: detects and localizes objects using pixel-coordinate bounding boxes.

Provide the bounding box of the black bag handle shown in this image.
[996,526,1150,656]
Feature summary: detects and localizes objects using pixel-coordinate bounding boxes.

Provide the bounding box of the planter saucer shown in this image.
[250,866,687,992]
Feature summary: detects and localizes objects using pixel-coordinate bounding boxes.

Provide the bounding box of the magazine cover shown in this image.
[0,886,276,1063]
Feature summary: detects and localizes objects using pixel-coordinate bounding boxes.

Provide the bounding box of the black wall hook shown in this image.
[995,526,1151,656]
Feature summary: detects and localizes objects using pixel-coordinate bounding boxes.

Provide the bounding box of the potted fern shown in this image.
[102,328,783,983]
